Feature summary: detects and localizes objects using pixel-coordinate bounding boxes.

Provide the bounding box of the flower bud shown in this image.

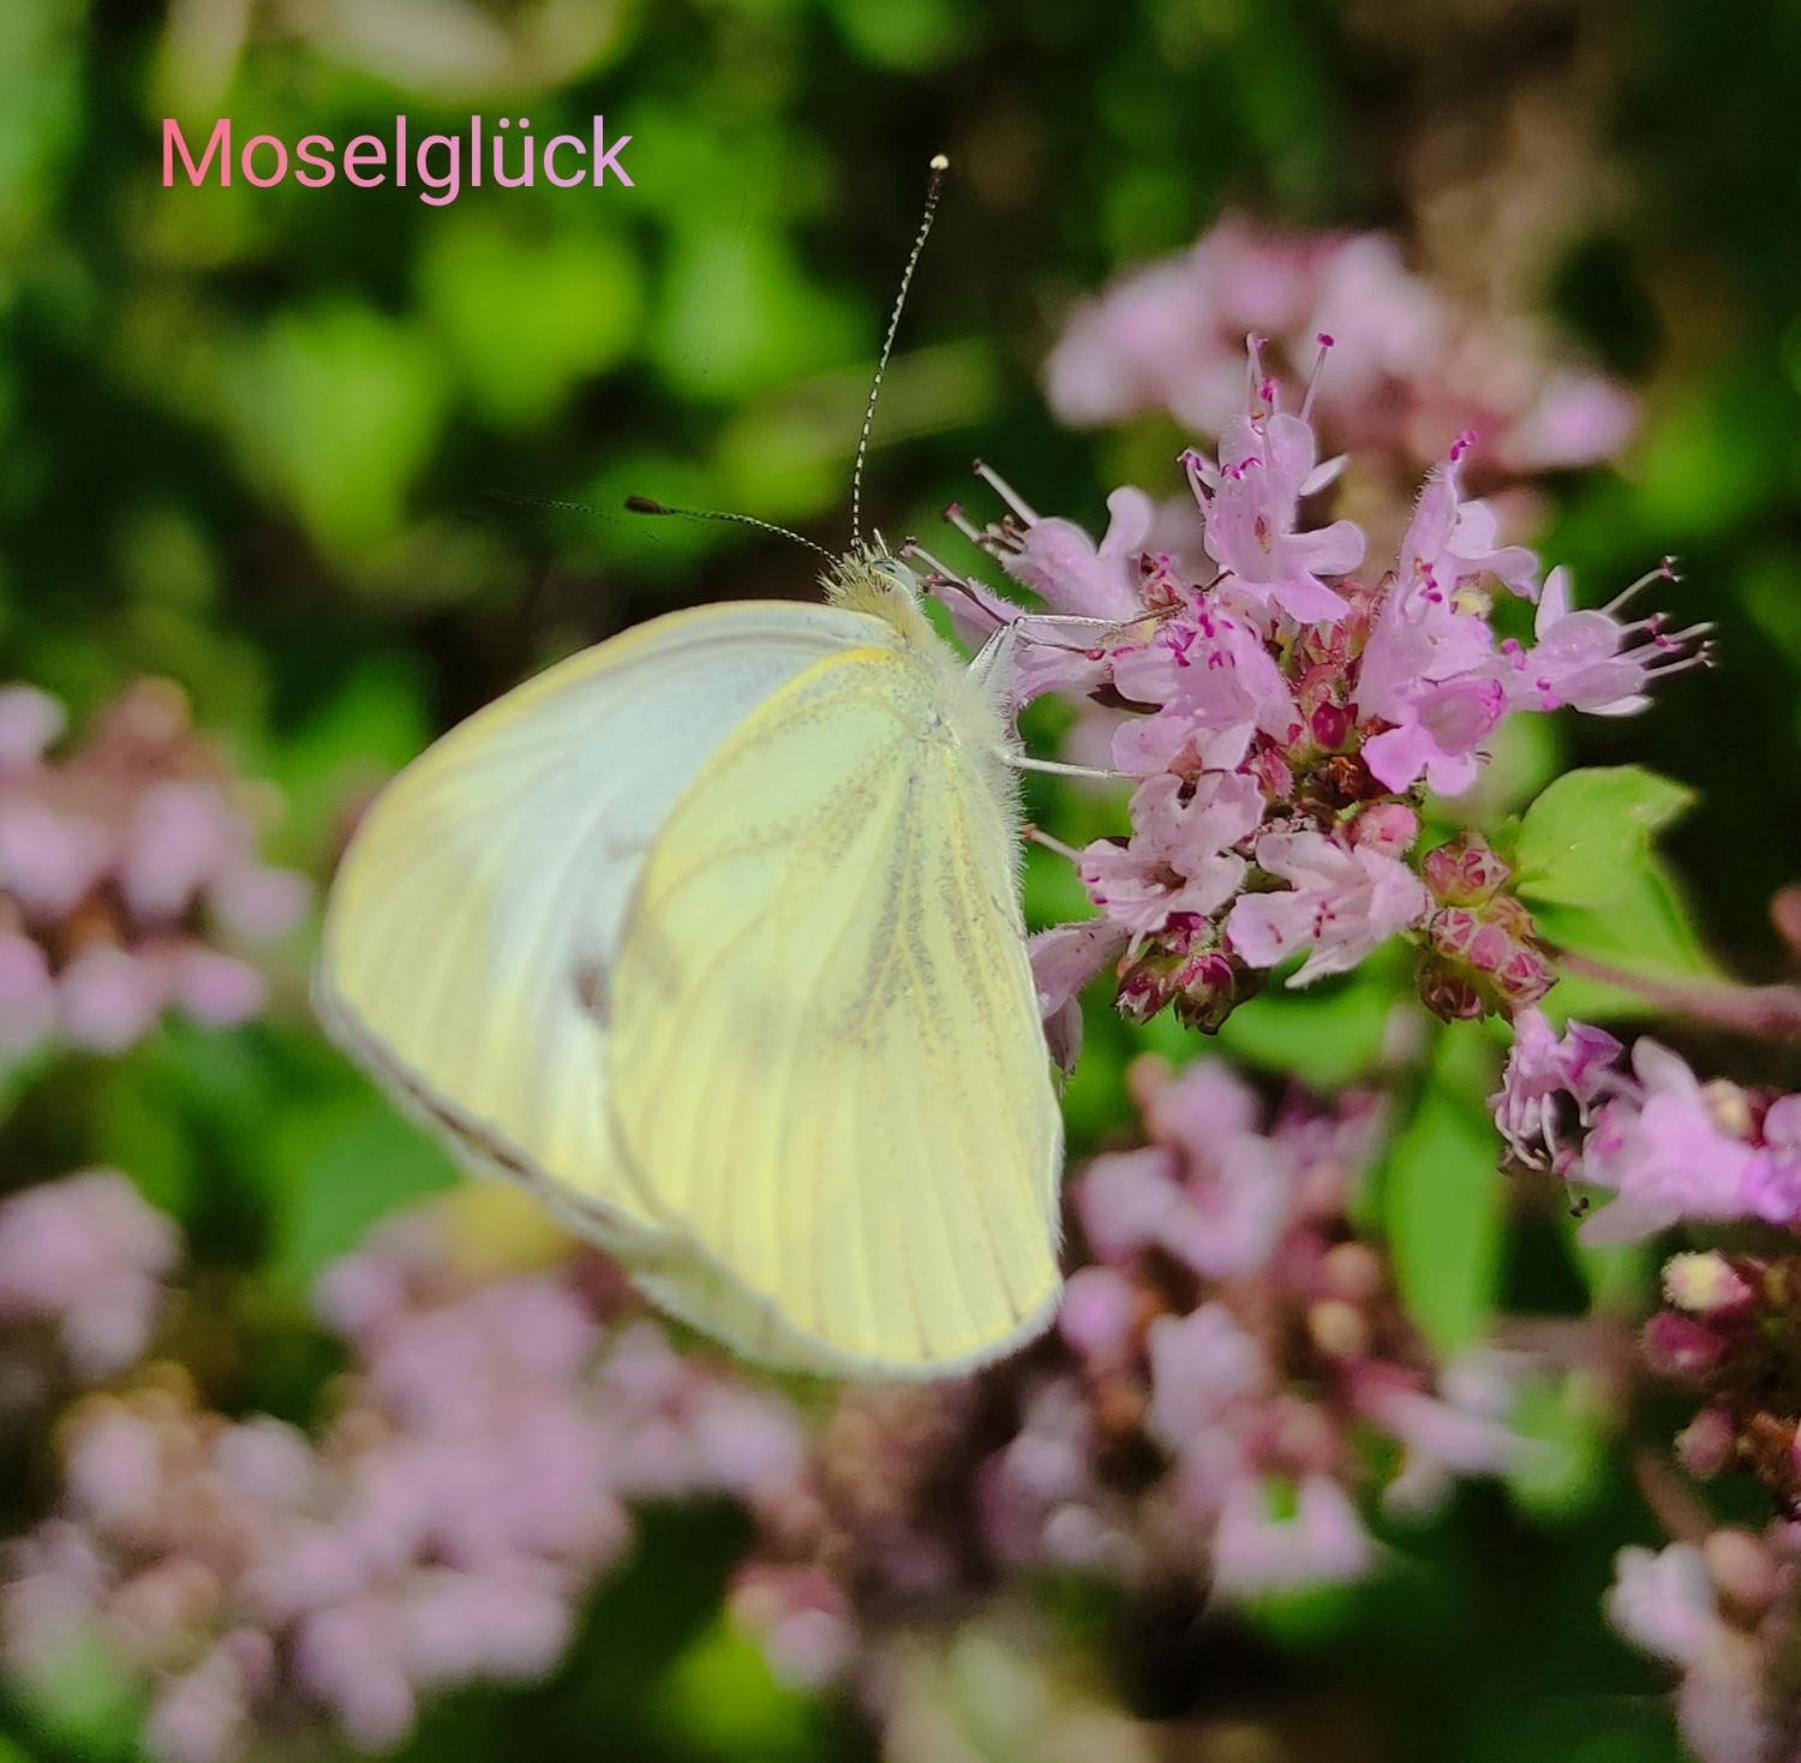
[1493,943,1555,1008]
[1349,802,1419,857]
[1662,1251,1755,1319]
[1429,907,1480,960]
[1308,700,1352,752]
[1172,949,1248,1035]
[1676,1406,1737,1478]
[1422,834,1510,906]
[1642,1311,1728,1379]
[1417,954,1487,1022]
[1307,1299,1369,1360]
[1702,1528,1781,1616]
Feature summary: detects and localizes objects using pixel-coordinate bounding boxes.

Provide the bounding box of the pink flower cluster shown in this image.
[921,351,1702,1042]
[1493,1010,1801,1246]
[1044,213,1637,484]
[1609,1527,1800,1763]
[0,680,308,1063]
[2,1202,806,1763]
[0,1171,180,1406]
[1497,1014,1801,1515]
[977,1059,1525,1596]
[730,1059,1525,1659]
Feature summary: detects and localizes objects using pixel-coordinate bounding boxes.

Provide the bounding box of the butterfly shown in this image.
[315,159,1073,1378]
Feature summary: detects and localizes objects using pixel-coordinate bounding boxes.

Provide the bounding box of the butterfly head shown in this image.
[824,543,934,641]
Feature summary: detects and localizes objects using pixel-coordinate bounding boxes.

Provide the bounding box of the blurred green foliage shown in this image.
[5,0,1801,1758]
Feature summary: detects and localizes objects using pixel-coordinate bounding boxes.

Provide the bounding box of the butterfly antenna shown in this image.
[623,495,836,562]
[483,488,613,520]
[850,153,950,550]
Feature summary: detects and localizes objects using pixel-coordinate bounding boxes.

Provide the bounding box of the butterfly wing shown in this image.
[604,639,1064,1375]
[316,599,886,1252]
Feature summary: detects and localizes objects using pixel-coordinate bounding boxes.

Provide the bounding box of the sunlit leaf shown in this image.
[1514,766,1695,908]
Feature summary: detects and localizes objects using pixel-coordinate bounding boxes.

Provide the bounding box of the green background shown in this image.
[5,0,1800,1757]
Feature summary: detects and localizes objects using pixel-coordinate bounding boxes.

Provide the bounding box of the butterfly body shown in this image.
[317,549,1064,1378]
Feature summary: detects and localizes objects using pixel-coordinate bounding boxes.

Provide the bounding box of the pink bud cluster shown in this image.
[0,681,308,1062]
[1,1198,807,1763]
[918,346,1700,1046]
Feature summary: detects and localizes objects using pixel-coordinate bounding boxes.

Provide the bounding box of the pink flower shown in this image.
[1188,411,1362,623]
[971,471,1155,622]
[1491,1008,1622,1170]
[1745,1096,1801,1228]
[1211,1473,1373,1597]
[1145,1304,1265,1449]
[1057,1266,1139,1360]
[1397,447,1540,603]
[58,946,168,1054]
[1362,675,1504,797]
[1027,919,1128,1076]
[0,801,111,921]
[1226,829,1428,985]
[120,781,240,922]
[1497,562,1708,717]
[1109,605,1298,774]
[0,933,58,1060]
[1496,371,1639,474]
[0,686,65,770]
[1607,1543,1724,1669]
[1579,1043,1760,1245]
[1080,771,1263,942]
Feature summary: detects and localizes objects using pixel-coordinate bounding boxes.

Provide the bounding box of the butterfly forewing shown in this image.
[317,600,883,1247]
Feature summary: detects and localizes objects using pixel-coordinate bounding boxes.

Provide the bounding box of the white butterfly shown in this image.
[317,159,1084,1378]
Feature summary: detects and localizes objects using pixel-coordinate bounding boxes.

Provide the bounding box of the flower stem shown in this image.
[1557,952,1801,1042]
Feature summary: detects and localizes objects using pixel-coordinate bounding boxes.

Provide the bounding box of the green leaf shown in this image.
[1504,1376,1610,1522]
[1380,1052,1507,1357]
[655,1620,822,1762]
[1537,858,1720,1020]
[1514,766,1695,907]
[226,301,448,561]
[1217,961,1403,1090]
[267,1087,458,1291]
[418,219,644,431]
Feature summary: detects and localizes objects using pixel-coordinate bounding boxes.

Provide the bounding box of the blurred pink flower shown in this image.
[0,1172,179,1381]
[1580,1043,1760,1245]
[1043,214,1636,484]
[0,680,307,1064]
